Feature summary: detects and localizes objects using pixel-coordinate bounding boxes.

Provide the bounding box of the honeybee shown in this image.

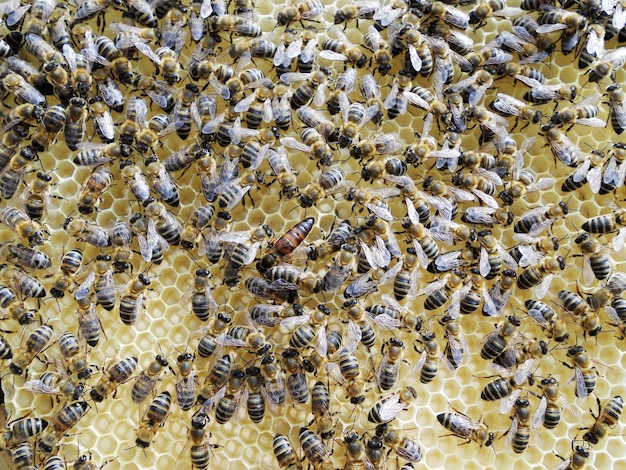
[514,202,570,235]
[0,243,50,271]
[0,415,49,450]
[320,27,367,68]
[298,164,346,208]
[423,270,465,312]
[588,46,626,82]
[64,217,110,247]
[0,71,46,107]
[503,398,533,454]
[437,407,495,447]
[38,401,90,453]
[532,377,575,430]
[135,390,171,449]
[58,331,93,380]
[0,206,46,247]
[564,345,599,399]
[375,423,422,463]
[90,356,138,402]
[554,441,590,470]
[272,433,301,469]
[259,217,315,272]
[376,338,405,392]
[10,441,35,469]
[480,315,521,360]
[485,269,516,316]
[9,324,53,375]
[265,260,321,293]
[119,273,150,325]
[299,426,330,466]
[0,263,46,299]
[550,93,605,129]
[281,127,334,167]
[188,411,213,470]
[281,69,329,111]
[264,147,298,199]
[175,352,196,411]
[586,272,626,311]
[77,165,112,215]
[143,198,182,246]
[582,395,623,445]
[76,296,104,347]
[0,147,37,201]
[439,315,467,370]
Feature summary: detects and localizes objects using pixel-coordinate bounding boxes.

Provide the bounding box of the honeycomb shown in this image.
[0,0,625,468]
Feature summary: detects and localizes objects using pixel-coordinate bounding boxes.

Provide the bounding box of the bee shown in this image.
[0,285,34,325]
[480,315,521,360]
[281,69,329,111]
[504,398,532,454]
[573,233,610,285]
[31,105,66,153]
[587,272,626,312]
[144,157,179,208]
[135,390,171,449]
[524,299,568,343]
[424,270,465,311]
[259,217,314,272]
[514,202,569,235]
[189,411,212,470]
[8,324,52,375]
[276,0,323,25]
[266,263,321,294]
[605,84,626,135]
[342,430,369,470]
[299,165,346,208]
[221,226,271,286]
[347,187,399,223]
[532,377,572,430]
[588,47,626,83]
[256,146,294,199]
[491,93,542,128]
[187,268,215,322]
[516,255,566,299]
[296,106,336,143]
[437,408,494,447]
[601,144,626,195]
[143,198,182,246]
[11,441,37,469]
[320,28,367,68]
[299,426,329,466]
[439,315,467,370]
[413,332,441,384]
[0,263,46,300]
[214,368,247,424]
[208,14,262,37]
[260,353,287,408]
[542,124,583,167]
[76,296,104,347]
[62,97,88,151]
[550,94,605,129]
[64,218,110,249]
[333,2,377,25]
[0,71,46,107]
[282,349,310,404]
[241,366,265,424]
[90,356,138,402]
[273,433,302,469]
[376,338,405,392]
[1,205,46,247]
[38,401,90,453]
[119,273,150,325]
[564,346,598,399]
[76,166,112,215]
[318,244,355,293]
[235,87,274,130]
[308,381,334,440]
[58,331,93,380]
[0,415,49,450]
[0,243,50,271]
[281,127,334,167]
[375,423,423,463]
[582,207,626,234]
[555,442,590,470]
[24,365,85,405]
[384,72,431,120]
[583,395,623,445]
[0,147,37,201]
[175,352,196,411]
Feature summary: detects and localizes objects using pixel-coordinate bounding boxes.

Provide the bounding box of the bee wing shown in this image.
[384,83,400,111]
[379,259,403,286]
[612,227,626,251]
[514,358,535,385]
[378,393,409,423]
[576,117,606,127]
[464,206,496,225]
[532,395,548,429]
[581,254,596,286]
[315,324,327,357]
[448,283,468,319]
[505,416,518,450]
[344,318,362,354]
[500,388,522,414]
[412,239,430,270]
[574,366,589,399]
[482,287,498,317]
[147,216,169,252]
[534,273,553,299]
[425,278,449,296]
[280,313,311,330]
[75,271,96,300]
[234,92,257,113]
[536,23,568,34]
[408,44,422,73]
[423,193,453,220]
[413,349,427,375]
[301,38,318,64]
[447,335,465,368]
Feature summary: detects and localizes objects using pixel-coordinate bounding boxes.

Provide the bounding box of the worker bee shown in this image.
[582,206,626,234]
[265,147,299,199]
[413,332,441,384]
[272,433,301,469]
[214,368,247,424]
[9,324,53,375]
[383,72,431,120]
[143,198,182,246]
[209,14,262,37]
[480,315,521,360]
[0,243,50,271]
[58,331,93,380]
[560,148,604,194]
[174,351,196,411]
[554,441,590,470]
[118,273,150,325]
[582,395,623,445]
[135,390,171,449]
[0,71,46,107]
[77,166,112,215]
[10,441,36,469]
[492,93,542,128]
[375,423,422,463]
[64,217,111,248]
[144,157,179,208]
[485,269,516,317]
[299,426,330,466]
[565,345,599,399]
[319,244,356,293]
[516,255,566,298]
[281,127,334,167]
[514,202,569,235]
[0,147,37,202]
[588,46,626,82]
[333,2,377,25]
[423,270,465,312]
[0,206,47,247]
[550,93,604,129]
[187,268,216,322]
[281,69,329,111]
[299,165,346,208]
[0,263,46,300]
[526,299,570,343]
[76,296,104,347]
[504,398,532,454]
[376,338,405,391]
[90,356,138,402]
[439,315,468,370]
[320,27,367,68]
[0,414,49,450]
[437,407,495,447]
[188,411,213,470]
[38,401,90,453]
[532,377,575,430]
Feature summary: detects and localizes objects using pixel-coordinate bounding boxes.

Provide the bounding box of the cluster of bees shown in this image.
[0,0,626,467]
